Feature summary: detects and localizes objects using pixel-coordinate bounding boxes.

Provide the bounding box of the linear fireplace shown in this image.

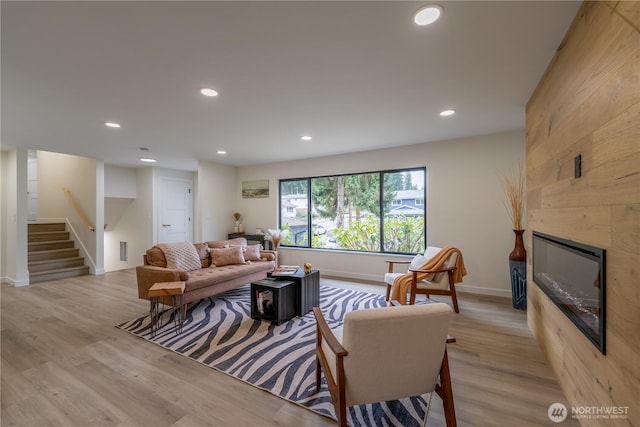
[532,231,606,354]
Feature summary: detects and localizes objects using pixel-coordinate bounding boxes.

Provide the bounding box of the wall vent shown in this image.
[120,241,128,262]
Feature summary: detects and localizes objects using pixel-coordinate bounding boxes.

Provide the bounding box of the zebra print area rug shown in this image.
[118,285,429,426]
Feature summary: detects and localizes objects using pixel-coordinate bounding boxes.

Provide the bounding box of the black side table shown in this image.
[251,279,296,325]
[268,269,320,316]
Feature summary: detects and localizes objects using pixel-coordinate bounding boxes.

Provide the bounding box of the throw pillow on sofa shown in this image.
[243,244,262,261]
[210,246,246,266]
[194,243,211,268]
[156,242,202,272]
[146,247,168,267]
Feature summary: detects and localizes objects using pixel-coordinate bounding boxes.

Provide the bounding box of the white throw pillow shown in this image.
[423,246,442,259]
[156,242,202,272]
[409,254,430,271]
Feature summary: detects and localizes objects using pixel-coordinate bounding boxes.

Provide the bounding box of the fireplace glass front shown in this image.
[532,231,606,354]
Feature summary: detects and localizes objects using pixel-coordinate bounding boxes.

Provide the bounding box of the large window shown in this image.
[279,168,425,254]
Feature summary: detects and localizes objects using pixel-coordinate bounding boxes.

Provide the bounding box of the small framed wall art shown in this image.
[242,179,269,198]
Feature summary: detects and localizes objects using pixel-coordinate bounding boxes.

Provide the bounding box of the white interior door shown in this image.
[158,177,193,243]
[27,155,38,221]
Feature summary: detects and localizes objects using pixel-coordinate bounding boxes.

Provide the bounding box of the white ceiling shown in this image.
[1,1,581,170]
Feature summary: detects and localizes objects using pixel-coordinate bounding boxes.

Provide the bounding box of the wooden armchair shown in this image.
[313,302,457,427]
[385,246,461,312]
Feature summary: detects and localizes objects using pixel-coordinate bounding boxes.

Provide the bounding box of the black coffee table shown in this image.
[268,269,320,316]
[251,279,296,325]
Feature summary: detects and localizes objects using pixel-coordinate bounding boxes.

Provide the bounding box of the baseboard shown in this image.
[319,269,382,284]
[2,276,30,287]
[455,284,511,298]
[92,267,106,275]
[319,269,512,298]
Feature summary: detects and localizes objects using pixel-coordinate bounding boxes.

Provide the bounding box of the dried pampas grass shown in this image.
[499,161,525,230]
[266,229,289,248]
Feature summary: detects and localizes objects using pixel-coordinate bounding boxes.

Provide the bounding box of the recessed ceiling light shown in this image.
[414,5,442,26]
[201,88,219,97]
[139,157,157,163]
[217,150,227,155]
[301,135,312,141]
[439,109,456,117]
[105,122,121,128]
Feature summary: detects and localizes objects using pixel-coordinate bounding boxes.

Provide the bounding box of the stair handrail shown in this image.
[62,187,95,232]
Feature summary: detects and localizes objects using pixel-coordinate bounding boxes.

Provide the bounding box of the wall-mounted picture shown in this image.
[242,179,269,198]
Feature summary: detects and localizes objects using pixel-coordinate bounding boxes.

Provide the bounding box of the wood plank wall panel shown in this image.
[526,2,640,426]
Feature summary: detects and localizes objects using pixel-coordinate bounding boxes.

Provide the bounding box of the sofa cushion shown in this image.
[156,242,202,272]
[185,262,273,293]
[210,246,246,266]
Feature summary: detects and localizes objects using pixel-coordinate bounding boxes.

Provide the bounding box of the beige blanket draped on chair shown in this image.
[391,246,467,305]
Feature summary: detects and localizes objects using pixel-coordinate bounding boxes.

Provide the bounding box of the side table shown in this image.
[268,269,320,316]
[149,281,186,337]
[251,279,296,325]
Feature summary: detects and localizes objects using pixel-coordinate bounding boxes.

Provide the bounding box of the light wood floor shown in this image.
[1,270,579,426]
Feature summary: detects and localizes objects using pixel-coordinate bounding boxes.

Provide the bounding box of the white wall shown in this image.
[236,130,526,296]
[197,161,237,242]
[0,152,5,281]
[0,149,30,286]
[104,167,153,271]
[105,165,137,198]
[94,160,104,274]
[104,165,137,270]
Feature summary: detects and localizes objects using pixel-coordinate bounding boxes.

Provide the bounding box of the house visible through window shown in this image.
[279,168,426,254]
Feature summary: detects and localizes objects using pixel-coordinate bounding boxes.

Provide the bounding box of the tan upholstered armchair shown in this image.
[313,302,457,427]
[385,246,462,312]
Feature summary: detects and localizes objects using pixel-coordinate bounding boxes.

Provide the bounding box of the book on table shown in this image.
[257,289,274,315]
[272,265,300,276]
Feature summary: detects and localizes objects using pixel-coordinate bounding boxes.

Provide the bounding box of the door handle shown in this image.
[162,224,171,228]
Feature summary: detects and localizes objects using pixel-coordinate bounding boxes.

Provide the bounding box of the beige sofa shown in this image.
[136,237,276,307]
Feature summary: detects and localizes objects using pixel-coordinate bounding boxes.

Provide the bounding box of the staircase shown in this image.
[28,223,90,284]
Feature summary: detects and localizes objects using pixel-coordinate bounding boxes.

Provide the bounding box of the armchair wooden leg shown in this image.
[450,283,460,313]
[385,283,391,301]
[337,406,348,427]
[435,349,457,427]
[409,290,417,305]
[315,355,321,392]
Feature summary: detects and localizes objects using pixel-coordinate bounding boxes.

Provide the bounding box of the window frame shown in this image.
[278,167,426,255]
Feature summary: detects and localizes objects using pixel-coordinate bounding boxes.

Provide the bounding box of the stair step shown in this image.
[28,240,75,252]
[28,257,85,273]
[28,223,66,232]
[29,247,80,262]
[29,266,90,284]
[28,231,70,242]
